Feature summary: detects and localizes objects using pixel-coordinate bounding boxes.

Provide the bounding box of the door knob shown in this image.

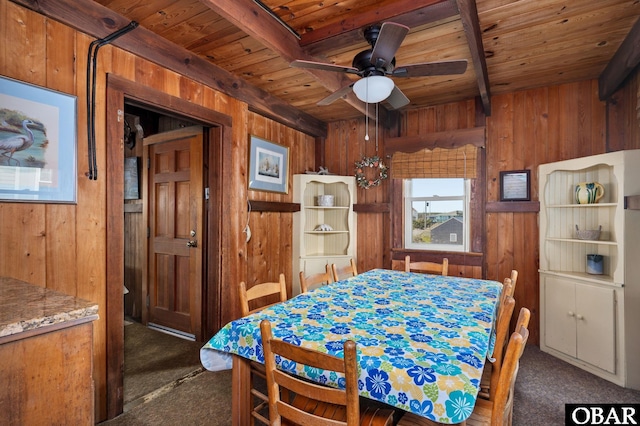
[187,240,198,248]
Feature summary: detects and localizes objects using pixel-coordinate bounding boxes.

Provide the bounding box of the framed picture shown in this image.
[248,135,289,194]
[0,75,77,203]
[500,170,531,201]
[124,156,140,200]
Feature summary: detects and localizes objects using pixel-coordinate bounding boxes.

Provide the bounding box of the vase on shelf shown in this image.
[575,182,604,204]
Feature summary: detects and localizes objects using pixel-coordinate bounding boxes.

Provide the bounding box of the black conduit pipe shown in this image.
[86,21,138,180]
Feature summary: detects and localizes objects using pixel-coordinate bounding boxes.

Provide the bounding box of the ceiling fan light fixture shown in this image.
[353,76,394,104]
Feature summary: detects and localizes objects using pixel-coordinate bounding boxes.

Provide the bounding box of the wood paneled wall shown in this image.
[245,113,316,297]
[0,1,311,421]
[324,118,391,272]
[485,80,608,347]
[3,1,640,421]
[323,77,640,348]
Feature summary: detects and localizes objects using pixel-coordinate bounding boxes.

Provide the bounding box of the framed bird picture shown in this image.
[0,75,77,203]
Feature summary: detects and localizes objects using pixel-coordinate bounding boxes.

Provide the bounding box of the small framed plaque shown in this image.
[500,170,531,201]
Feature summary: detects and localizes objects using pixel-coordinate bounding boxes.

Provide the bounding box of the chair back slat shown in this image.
[492,325,530,425]
[300,265,333,293]
[331,258,358,282]
[239,274,287,317]
[404,255,449,276]
[489,295,516,400]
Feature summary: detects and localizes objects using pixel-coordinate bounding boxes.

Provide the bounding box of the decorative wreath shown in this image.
[354,155,389,189]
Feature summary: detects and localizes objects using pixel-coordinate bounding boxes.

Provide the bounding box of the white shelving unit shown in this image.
[539,150,640,389]
[292,174,356,295]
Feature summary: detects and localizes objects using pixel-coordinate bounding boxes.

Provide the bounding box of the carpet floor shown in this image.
[101,323,640,426]
[121,321,204,409]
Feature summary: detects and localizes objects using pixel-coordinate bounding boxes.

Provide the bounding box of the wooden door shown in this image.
[143,126,204,339]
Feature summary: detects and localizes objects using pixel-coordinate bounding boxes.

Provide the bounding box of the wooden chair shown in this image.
[479,305,530,401]
[499,277,514,307]
[239,274,287,316]
[404,255,449,276]
[397,323,530,426]
[391,259,406,271]
[331,258,358,282]
[259,319,395,426]
[478,293,515,400]
[504,269,518,298]
[478,276,516,399]
[299,265,333,293]
[238,275,288,425]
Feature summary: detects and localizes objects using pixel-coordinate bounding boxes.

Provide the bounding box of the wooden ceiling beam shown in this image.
[199,0,371,120]
[456,0,491,116]
[599,17,640,101]
[11,0,328,137]
[300,0,459,56]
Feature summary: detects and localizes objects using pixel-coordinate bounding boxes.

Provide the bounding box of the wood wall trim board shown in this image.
[385,127,485,154]
[106,84,125,419]
[485,201,540,213]
[248,201,301,212]
[391,248,483,266]
[353,203,390,213]
[109,75,232,128]
[123,203,142,213]
[625,195,640,210]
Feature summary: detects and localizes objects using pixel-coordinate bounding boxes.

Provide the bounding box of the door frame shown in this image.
[105,74,232,418]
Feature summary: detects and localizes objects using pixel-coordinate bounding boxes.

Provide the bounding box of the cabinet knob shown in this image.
[576,314,584,320]
[568,311,575,317]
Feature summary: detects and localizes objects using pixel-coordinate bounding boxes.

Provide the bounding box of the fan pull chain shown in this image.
[364,77,370,141]
[365,102,369,141]
[375,102,379,152]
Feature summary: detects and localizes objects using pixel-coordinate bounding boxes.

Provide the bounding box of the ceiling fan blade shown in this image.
[392,60,468,77]
[385,86,410,110]
[317,83,355,106]
[291,59,359,74]
[370,22,409,68]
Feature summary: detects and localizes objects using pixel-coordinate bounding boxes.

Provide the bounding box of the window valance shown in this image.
[391,144,478,179]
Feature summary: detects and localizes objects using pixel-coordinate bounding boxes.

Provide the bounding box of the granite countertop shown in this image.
[0,276,99,338]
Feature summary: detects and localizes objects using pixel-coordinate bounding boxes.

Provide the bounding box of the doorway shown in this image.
[106,75,231,418]
[144,125,205,340]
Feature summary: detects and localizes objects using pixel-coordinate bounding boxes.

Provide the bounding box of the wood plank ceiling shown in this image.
[61,0,640,134]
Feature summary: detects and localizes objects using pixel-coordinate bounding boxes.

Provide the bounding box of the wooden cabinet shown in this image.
[293,174,356,294]
[0,322,95,424]
[539,150,640,389]
[0,277,98,424]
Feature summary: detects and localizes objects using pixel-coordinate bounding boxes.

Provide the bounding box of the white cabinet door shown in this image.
[576,285,616,373]
[544,277,577,357]
[544,275,616,374]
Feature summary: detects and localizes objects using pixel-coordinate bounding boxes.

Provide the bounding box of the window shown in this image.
[404,178,470,251]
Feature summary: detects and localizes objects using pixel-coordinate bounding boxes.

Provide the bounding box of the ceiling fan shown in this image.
[291,22,468,109]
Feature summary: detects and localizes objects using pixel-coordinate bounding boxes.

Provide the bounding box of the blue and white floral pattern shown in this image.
[202,269,501,424]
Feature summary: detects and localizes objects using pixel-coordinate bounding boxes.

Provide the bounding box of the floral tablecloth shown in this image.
[200,269,502,423]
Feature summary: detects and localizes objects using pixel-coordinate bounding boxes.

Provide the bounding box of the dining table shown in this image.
[200,269,503,425]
